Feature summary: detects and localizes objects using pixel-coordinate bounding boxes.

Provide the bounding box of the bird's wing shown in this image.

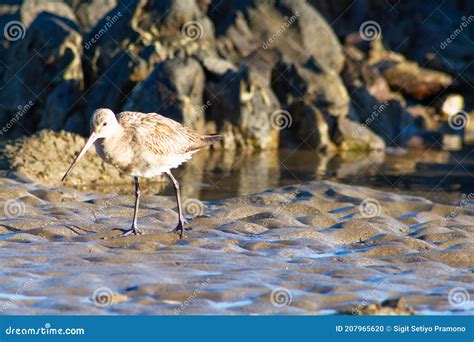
[117,111,202,156]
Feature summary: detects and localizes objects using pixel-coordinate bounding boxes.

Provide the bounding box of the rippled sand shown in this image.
[0,177,472,315]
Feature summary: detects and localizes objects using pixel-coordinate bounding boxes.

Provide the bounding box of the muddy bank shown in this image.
[0,130,130,187]
[0,178,472,314]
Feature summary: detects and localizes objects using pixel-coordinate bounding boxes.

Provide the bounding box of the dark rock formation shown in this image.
[124,57,206,132]
[209,0,344,72]
[272,57,349,117]
[207,50,281,150]
[65,0,118,31]
[0,0,471,151]
[20,0,77,28]
[84,0,214,80]
[383,62,453,101]
[337,115,385,151]
[0,13,83,135]
[285,101,336,151]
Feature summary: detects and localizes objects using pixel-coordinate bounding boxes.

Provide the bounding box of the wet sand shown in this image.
[0,177,472,315]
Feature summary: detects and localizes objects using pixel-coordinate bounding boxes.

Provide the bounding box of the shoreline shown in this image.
[0,177,471,315]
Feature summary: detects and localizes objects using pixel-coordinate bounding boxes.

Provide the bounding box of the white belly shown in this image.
[127,151,195,178]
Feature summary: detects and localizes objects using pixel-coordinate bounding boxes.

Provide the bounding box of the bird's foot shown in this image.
[172,221,186,239]
[120,226,143,237]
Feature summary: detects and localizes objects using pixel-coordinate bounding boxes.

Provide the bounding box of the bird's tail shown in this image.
[202,134,223,146]
[188,134,223,152]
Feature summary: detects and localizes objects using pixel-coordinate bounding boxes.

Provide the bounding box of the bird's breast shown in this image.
[94,137,134,172]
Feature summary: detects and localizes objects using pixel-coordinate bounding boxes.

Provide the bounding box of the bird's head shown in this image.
[62,108,120,181]
[90,108,120,139]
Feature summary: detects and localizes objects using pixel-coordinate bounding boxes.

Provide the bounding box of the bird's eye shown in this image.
[103,122,107,127]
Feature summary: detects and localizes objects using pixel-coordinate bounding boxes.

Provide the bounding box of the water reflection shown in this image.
[88,148,474,206]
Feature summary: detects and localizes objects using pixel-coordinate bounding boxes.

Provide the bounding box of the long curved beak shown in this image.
[62,133,98,182]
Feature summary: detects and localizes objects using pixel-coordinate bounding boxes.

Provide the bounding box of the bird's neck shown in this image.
[109,122,124,139]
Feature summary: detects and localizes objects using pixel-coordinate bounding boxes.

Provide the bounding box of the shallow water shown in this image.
[87,148,474,206]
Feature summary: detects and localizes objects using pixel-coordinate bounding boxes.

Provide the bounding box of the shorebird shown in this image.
[62,108,222,238]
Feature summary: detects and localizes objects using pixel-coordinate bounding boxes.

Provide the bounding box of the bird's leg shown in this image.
[121,177,143,236]
[166,171,186,239]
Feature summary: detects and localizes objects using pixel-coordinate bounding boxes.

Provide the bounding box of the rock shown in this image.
[20,0,77,28]
[85,43,169,125]
[0,0,78,62]
[124,57,206,132]
[349,88,415,145]
[65,0,118,31]
[340,47,419,146]
[442,134,463,151]
[341,46,379,88]
[342,44,404,104]
[0,13,83,136]
[405,105,437,131]
[272,57,349,118]
[0,3,22,52]
[82,1,140,78]
[383,62,452,100]
[207,50,281,150]
[285,101,336,151]
[0,0,468,153]
[210,0,344,72]
[270,56,349,150]
[437,94,464,118]
[463,112,474,145]
[349,298,414,315]
[310,1,474,88]
[366,41,438,109]
[0,130,125,186]
[85,0,215,80]
[85,51,141,122]
[337,116,385,151]
[197,54,237,76]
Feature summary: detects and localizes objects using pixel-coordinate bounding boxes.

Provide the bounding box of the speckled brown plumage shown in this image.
[62,108,222,238]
